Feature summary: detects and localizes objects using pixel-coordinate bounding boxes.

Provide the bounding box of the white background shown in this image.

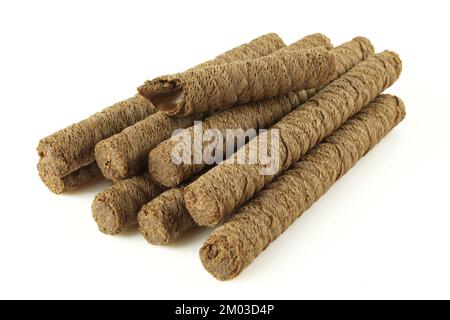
[1,0,449,299]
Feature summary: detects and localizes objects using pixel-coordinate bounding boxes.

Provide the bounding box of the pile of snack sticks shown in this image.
[37,33,405,280]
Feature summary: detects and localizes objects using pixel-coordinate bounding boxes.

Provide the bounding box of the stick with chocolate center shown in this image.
[149,37,373,187]
[92,174,165,235]
[184,51,402,226]
[138,38,374,245]
[95,34,332,181]
[38,33,285,192]
[138,49,337,117]
[200,94,406,280]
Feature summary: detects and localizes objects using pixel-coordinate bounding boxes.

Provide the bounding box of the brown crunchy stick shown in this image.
[94,34,288,181]
[94,112,199,181]
[138,49,336,117]
[37,161,101,194]
[200,94,406,280]
[184,51,402,226]
[92,174,165,235]
[149,37,373,187]
[138,188,195,245]
[38,33,285,191]
[37,94,156,177]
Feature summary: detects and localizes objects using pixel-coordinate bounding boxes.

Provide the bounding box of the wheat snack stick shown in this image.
[200,94,406,280]
[93,35,287,182]
[185,51,402,226]
[37,161,102,194]
[138,188,195,245]
[95,112,200,181]
[141,39,374,242]
[37,33,285,181]
[138,48,337,117]
[37,94,157,178]
[275,33,333,53]
[95,34,329,182]
[190,33,285,70]
[149,37,374,187]
[92,174,165,235]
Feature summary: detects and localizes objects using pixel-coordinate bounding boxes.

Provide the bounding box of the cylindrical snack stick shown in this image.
[92,174,165,235]
[191,33,285,69]
[150,37,373,187]
[94,34,287,181]
[200,94,406,280]
[140,38,373,244]
[138,49,336,117]
[185,51,402,226]
[37,94,156,177]
[138,188,195,245]
[95,112,200,181]
[38,33,285,190]
[37,161,101,194]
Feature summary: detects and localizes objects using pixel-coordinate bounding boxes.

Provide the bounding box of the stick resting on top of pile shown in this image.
[138,49,337,117]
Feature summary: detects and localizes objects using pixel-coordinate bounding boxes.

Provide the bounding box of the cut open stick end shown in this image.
[138,79,184,114]
[200,234,243,281]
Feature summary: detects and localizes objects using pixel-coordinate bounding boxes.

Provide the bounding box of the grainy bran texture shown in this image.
[94,34,287,181]
[150,37,374,187]
[37,94,156,177]
[138,188,195,245]
[92,174,165,235]
[138,49,336,117]
[275,33,333,53]
[200,94,406,280]
[37,161,102,194]
[94,112,200,181]
[190,33,285,70]
[184,51,402,226]
[38,33,285,192]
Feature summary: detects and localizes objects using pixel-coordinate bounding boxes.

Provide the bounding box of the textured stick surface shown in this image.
[150,37,374,187]
[37,33,285,191]
[37,94,156,177]
[190,33,285,70]
[138,49,337,117]
[37,161,101,194]
[275,33,333,53]
[92,174,165,235]
[200,94,406,280]
[94,34,286,181]
[138,188,196,245]
[185,51,402,226]
[95,112,200,181]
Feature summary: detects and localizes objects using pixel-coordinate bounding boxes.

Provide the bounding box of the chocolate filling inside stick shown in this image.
[149,37,373,187]
[94,33,287,181]
[139,49,337,117]
[200,94,406,280]
[37,33,285,192]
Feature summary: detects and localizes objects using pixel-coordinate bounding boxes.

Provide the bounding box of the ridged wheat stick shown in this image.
[138,38,374,245]
[92,174,165,235]
[37,94,156,178]
[95,34,332,181]
[138,49,336,117]
[185,51,402,226]
[149,37,374,187]
[138,188,196,245]
[37,161,102,194]
[37,33,285,191]
[200,94,406,280]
